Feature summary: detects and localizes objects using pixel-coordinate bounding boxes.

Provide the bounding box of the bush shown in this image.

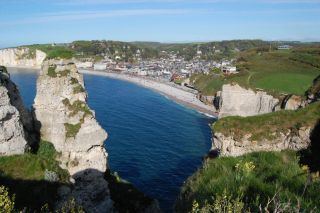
[47,65,57,78]
[0,186,15,213]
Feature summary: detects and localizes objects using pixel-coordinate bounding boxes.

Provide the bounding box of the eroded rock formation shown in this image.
[33,60,113,212]
[218,84,279,118]
[0,48,46,68]
[283,95,306,110]
[212,127,312,157]
[0,66,36,155]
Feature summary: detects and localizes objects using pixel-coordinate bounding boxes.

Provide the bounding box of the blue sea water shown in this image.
[9,68,214,213]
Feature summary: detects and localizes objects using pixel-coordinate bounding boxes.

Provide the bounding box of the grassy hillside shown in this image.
[192,46,320,96]
[213,102,320,141]
[176,151,320,212]
[23,44,74,60]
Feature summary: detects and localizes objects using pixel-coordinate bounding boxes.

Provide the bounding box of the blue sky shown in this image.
[0,0,320,48]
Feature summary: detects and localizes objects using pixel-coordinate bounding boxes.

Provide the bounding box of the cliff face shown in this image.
[212,127,311,157]
[0,48,46,68]
[0,66,35,155]
[218,84,279,118]
[33,60,113,212]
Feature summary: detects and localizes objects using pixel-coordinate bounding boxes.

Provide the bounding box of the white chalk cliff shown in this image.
[212,127,312,157]
[218,84,279,118]
[33,60,113,212]
[0,48,46,68]
[0,67,28,156]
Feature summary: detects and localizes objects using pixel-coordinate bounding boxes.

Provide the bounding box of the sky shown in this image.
[0,0,320,48]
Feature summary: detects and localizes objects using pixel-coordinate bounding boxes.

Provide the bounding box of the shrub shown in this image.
[0,186,15,213]
[47,65,57,78]
[70,78,79,85]
[73,84,85,94]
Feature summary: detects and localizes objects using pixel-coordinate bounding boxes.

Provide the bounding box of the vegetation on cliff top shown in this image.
[213,102,320,141]
[191,46,320,96]
[176,150,320,213]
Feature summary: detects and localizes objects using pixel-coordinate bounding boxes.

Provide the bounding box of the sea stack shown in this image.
[33,60,113,212]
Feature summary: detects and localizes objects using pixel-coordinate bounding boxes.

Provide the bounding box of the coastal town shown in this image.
[75,48,238,85]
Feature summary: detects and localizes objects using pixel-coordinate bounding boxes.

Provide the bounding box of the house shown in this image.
[222,66,237,74]
[94,63,107,71]
[277,45,292,50]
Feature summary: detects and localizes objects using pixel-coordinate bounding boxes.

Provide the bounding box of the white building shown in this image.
[76,61,93,69]
[222,66,237,74]
[94,63,107,71]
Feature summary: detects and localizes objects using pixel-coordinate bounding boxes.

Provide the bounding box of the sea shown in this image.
[8,67,215,213]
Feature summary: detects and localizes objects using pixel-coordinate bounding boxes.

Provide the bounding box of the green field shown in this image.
[192,47,320,96]
[176,151,320,212]
[253,72,315,95]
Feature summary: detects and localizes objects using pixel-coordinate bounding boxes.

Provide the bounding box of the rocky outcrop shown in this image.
[0,48,46,68]
[212,127,312,157]
[198,94,215,106]
[33,60,113,212]
[0,66,35,155]
[218,84,279,118]
[283,95,306,110]
[306,74,320,103]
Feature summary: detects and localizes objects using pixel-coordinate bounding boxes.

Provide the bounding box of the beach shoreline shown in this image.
[79,69,218,117]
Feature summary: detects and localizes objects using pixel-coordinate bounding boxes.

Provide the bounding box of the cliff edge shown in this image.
[0,48,46,68]
[33,60,113,212]
[211,102,320,156]
[0,66,35,155]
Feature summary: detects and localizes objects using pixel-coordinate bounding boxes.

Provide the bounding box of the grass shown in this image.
[253,72,315,95]
[62,98,92,138]
[73,84,85,94]
[190,74,226,95]
[0,141,70,211]
[25,45,74,60]
[62,98,92,118]
[47,65,57,78]
[191,47,320,96]
[213,102,320,141]
[0,141,69,182]
[64,123,81,138]
[176,150,320,212]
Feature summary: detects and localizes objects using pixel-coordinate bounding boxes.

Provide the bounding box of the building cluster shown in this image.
[76,50,237,82]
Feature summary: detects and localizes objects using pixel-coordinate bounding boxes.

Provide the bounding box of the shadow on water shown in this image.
[299,119,320,172]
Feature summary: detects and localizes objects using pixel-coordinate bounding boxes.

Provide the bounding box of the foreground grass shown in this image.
[0,141,69,211]
[176,151,320,212]
[0,141,68,181]
[213,102,320,141]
